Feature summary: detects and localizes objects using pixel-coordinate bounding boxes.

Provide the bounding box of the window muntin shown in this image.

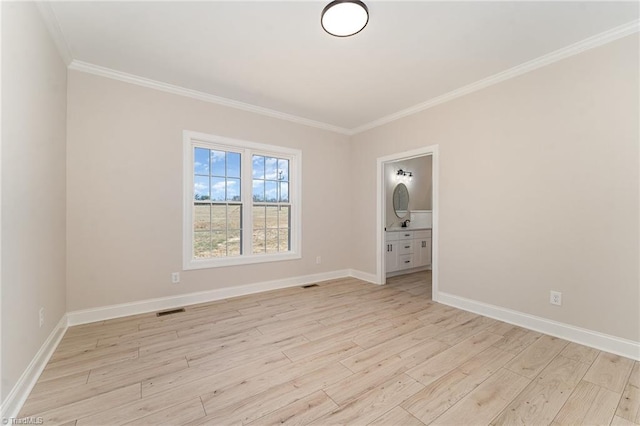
[184,131,301,269]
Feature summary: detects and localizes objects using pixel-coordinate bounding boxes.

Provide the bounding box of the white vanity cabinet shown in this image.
[385,231,414,273]
[412,230,432,268]
[385,229,431,275]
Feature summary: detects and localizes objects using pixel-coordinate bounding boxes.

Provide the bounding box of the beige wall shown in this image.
[385,156,432,228]
[4,8,636,403]
[1,2,68,400]
[66,71,351,311]
[351,34,639,342]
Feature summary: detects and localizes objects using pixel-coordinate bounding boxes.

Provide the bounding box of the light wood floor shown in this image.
[19,271,639,425]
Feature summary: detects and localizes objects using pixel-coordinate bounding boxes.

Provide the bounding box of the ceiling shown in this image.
[48,1,639,133]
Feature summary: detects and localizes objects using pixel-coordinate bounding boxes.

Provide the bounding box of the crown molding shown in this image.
[350,19,640,135]
[68,61,352,135]
[60,17,637,137]
[35,1,73,66]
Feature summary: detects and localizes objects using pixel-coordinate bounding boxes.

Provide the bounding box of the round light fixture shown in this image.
[321,0,369,37]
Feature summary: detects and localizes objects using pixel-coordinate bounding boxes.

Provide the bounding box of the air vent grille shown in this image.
[156,308,186,317]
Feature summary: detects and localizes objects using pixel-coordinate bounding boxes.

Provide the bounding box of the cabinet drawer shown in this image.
[397,231,413,240]
[398,240,413,255]
[398,254,413,268]
[386,231,413,241]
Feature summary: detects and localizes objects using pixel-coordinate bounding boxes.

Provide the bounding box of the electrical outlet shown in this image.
[316,256,321,264]
[171,272,180,284]
[39,307,44,328]
[550,291,562,306]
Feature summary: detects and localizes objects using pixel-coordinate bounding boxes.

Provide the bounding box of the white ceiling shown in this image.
[48,1,639,132]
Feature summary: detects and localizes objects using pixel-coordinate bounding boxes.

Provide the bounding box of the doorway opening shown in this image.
[376,145,439,302]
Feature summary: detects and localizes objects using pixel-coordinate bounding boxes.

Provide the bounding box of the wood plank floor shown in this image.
[19,271,639,425]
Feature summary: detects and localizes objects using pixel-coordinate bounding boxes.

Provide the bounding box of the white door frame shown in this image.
[376,145,439,301]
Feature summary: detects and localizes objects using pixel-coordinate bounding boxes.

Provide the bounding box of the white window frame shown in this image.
[183,130,302,270]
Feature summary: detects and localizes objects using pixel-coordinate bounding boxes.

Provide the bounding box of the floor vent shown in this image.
[156,308,186,317]
[301,284,319,289]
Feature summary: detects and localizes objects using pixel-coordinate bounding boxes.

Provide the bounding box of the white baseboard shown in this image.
[437,291,640,361]
[1,314,68,419]
[349,269,380,284]
[4,277,638,423]
[67,269,352,326]
[4,269,373,418]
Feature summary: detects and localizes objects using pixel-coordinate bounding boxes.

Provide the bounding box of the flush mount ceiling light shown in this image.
[321,0,369,37]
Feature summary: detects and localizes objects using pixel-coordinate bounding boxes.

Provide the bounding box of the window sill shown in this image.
[183,251,301,270]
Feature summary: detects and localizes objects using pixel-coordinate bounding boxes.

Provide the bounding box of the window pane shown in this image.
[227,152,241,178]
[252,206,265,229]
[227,178,241,201]
[211,177,225,201]
[278,159,289,181]
[252,155,264,179]
[211,204,226,229]
[265,181,278,202]
[279,182,289,202]
[266,229,278,254]
[212,231,226,256]
[252,180,264,202]
[266,206,278,228]
[265,157,278,180]
[228,204,242,229]
[279,229,289,252]
[228,230,241,256]
[194,148,210,175]
[211,150,225,176]
[194,231,211,258]
[194,176,210,200]
[194,203,210,231]
[253,229,266,253]
[278,206,290,229]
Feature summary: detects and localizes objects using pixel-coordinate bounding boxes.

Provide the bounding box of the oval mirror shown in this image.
[393,183,410,218]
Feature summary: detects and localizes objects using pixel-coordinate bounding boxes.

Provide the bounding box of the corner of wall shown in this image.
[437,291,640,361]
[0,315,68,419]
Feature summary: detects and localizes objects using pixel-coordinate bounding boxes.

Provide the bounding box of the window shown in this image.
[184,131,301,269]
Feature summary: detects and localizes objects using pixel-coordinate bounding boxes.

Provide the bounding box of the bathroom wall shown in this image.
[385,155,433,228]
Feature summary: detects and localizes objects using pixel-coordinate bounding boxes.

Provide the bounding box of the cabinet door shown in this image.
[413,238,432,267]
[385,242,399,273]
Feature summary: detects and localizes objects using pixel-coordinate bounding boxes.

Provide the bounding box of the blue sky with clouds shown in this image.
[194,148,289,202]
